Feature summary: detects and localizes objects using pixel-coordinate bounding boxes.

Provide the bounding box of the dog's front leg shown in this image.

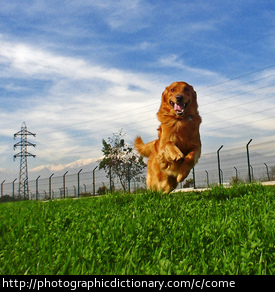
[164,142,184,162]
[157,142,184,170]
[176,148,200,183]
[157,149,169,170]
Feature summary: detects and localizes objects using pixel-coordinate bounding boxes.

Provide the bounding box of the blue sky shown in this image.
[0,0,274,180]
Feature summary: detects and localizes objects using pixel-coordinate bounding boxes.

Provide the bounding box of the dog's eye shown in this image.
[171,88,175,92]
[184,87,189,92]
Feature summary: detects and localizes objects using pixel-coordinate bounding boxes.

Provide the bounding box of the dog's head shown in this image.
[157,81,198,121]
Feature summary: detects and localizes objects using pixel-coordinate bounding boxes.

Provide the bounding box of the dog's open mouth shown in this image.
[170,101,189,116]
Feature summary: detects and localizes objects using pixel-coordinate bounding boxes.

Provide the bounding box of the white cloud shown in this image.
[80,0,154,32]
[0,144,9,156]
[1,37,274,144]
[157,54,223,85]
[0,35,163,91]
[0,36,165,170]
[0,26,274,177]
[29,157,99,173]
[1,37,273,152]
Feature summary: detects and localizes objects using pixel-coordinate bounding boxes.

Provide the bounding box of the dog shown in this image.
[134,81,201,193]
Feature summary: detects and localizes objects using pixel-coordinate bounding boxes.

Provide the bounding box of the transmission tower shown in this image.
[14,122,36,199]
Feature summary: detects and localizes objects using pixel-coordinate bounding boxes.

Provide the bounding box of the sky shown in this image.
[0,0,274,181]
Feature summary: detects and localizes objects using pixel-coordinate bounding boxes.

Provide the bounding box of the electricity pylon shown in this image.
[14,122,36,199]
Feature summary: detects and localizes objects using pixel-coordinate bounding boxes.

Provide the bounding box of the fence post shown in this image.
[24,179,27,199]
[63,171,68,198]
[246,139,252,183]
[93,166,98,196]
[128,164,131,193]
[1,180,5,198]
[205,170,209,187]
[109,165,112,193]
[192,167,196,189]
[49,173,54,199]
[36,175,40,200]
[77,169,82,198]
[12,178,17,200]
[234,167,238,182]
[264,163,270,181]
[217,145,223,185]
[250,165,254,181]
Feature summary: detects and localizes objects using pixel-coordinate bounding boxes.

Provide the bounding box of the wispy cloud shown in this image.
[78,0,154,32]
[29,157,99,173]
[0,35,163,172]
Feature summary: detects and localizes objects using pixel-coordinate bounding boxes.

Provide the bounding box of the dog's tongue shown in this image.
[174,103,183,112]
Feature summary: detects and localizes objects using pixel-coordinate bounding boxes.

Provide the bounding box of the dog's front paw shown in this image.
[165,145,184,162]
[168,150,184,162]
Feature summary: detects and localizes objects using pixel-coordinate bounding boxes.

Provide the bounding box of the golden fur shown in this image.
[135,81,201,193]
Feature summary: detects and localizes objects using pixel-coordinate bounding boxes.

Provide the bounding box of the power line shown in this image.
[35,64,275,135]
[202,107,275,127]
[198,64,275,92]
[202,94,275,116]
[20,63,275,161]
[34,96,275,159]
[201,83,275,107]
[34,78,275,146]
[204,116,275,134]
[199,75,275,106]
[184,33,275,69]
[35,109,275,160]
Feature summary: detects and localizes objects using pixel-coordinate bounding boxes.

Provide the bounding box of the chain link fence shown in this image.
[1,140,274,201]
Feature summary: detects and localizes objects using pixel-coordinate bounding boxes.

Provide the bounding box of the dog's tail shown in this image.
[134,136,156,157]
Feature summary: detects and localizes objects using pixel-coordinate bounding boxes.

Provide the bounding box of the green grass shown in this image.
[0,184,275,275]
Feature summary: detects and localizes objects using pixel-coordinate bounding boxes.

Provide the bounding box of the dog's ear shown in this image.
[157,86,170,121]
[192,89,197,101]
[189,85,198,114]
[161,86,168,102]
[189,85,197,101]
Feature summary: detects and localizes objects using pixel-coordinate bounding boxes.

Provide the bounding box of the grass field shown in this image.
[0,183,275,275]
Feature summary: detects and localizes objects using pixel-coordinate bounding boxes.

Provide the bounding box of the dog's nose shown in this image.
[176,95,184,103]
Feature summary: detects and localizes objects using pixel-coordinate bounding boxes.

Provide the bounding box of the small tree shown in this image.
[98,130,146,192]
[182,178,194,188]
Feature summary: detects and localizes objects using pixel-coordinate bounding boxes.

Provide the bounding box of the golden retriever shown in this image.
[134,81,201,193]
